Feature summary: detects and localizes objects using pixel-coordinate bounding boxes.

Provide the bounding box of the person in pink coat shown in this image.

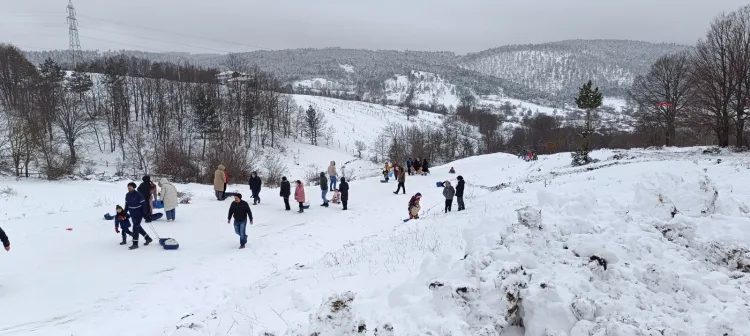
[294,180,306,213]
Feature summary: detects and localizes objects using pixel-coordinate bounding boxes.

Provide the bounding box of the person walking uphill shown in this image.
[328,161,337,191]
[456,175,465,211]
[125,182,153,249]
[319,172,329,207]
[0,226,10,251]
[280,176,291,210]
[442,181,455,213]
[294,180,306,213]
[394,168,406,194]
[227,194,253,249]
[339,177,349,210]
[138,176,155,223]
[248,171,262,205]
[159,178,178,221]
[214,164,227,200]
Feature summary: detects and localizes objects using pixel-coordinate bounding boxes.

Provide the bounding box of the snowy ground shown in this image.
[1,147,749,336]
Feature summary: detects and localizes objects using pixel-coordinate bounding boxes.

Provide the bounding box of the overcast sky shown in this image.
[1,0,747,54]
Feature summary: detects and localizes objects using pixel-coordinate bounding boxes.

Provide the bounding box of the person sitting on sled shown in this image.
[408,193,422,219]
[449,167,455,174]
[114,205,133,246]
[331,189,341,204]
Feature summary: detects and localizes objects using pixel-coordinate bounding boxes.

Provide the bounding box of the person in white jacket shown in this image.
[159,178,179,221]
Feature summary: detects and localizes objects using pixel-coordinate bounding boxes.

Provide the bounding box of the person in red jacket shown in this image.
[0,226,9,251]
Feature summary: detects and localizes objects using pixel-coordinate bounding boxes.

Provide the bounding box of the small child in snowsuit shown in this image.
[331,189,341,204]
[408,193,422,219]
[442,181,455,213]
[449,167,455,174]
[114,205,133,245]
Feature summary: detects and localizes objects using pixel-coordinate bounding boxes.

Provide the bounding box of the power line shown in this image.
[77,23,234,54]
[76,14,270,51]
[79,35,171,53]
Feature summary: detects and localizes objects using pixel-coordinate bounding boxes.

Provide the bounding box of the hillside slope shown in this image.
[459,39,689,99]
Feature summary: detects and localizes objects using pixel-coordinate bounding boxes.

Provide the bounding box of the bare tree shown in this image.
[354,140,366,158]
[629,52,694,146]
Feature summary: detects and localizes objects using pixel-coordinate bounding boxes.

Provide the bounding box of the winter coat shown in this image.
[138,176,153,202]
[228,200,253,222]
[422,160,429,172]
[124,190,148,217]
[456,178,465,198]
[384,163,391,172]
[339,178,349,201]
[407,159,413,167]
[409,204,421,218]
[0,226,9,248]
[159,178,179,211]
[328,161,337,177]
[280,180,291,197]
[214,165,227,191]
[319,173,328,191]
[397,170,406,183]
[443,185,455,200]
[248,175,262,193]
[115,213,131,230]
[413,160,421,170]
[294,184,306,203]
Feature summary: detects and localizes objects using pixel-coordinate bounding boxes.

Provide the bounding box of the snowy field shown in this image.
[1,146,749,335]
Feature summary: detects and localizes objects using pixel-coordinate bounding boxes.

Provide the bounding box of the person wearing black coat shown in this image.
[339,177,349,210]
[456,175,466,211]
[280,176,291,210]
[137,175,154,222]
[0,226,10,251]
[319,172,329,207]
[422,159,430,175]
[248,171,262,205]
[227,193,253,249]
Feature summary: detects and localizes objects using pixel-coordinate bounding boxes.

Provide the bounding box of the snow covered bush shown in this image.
[307,291,359,335]
[262,154,288,187]
[516,205,542,229]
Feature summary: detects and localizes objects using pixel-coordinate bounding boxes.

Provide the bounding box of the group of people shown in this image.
[519,149,538,161]
[115,175,179,249]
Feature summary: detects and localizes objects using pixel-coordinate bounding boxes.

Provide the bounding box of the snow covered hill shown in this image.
[1,146,748,336]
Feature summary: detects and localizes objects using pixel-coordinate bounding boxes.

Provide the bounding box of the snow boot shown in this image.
[144,237,153,246]
[129,241,139,250]
[120,240,127,245]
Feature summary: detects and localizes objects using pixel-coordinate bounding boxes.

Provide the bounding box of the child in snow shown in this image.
[442,181,455,213]
[331,189,341,204]
[449,167,455,174]
[114,205,133,245]
[408,193,422,219]
[295,180,306,213]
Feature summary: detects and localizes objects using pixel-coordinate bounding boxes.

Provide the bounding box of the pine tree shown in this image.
[404,86,418,120]
[192,89,219,159]
[571,80,602,166]
[305,105,324,145]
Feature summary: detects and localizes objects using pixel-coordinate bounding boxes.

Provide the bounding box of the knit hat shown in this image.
[127,182,137,189]
[142,175,151,182]
[340,177,346,183]
[116,205,123,211]
[457,175,463,180]
[282,176,287,181]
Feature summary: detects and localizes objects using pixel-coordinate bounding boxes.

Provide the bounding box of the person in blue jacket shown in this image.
[124,182,153,250]
[114,205,133,245]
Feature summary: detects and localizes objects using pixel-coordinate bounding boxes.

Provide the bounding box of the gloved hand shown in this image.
[115,227,120,233]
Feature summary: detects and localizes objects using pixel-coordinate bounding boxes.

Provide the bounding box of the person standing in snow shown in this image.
[159,178,178,221]
[214,164,227,200]
[248,171,262,205]
[125,182,153,249]
[413,158,422,175]
[394,167,406,195]
[408,193,422,219]
[328,161,337,191]
[0,226,10,251]
[319,172,329,207]
[383,161,391,182]
[280,176,291,211]
[339,177,349,210]
[442,181,455,213]
[422,158,430,175]
[294,180,306,213]
[406,157,413,176]
[114,205,133,245]
[456,176,466,211]
[227,194,253,249]
[137,176,154,222]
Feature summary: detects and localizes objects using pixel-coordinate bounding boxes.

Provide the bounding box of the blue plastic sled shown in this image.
[380,180,388,183]
[436,181,444,187]
[389,171,393,177]
[104,213,114,220]
[159,237,179,250]
[152,200,164,209]
[150,213,163,221]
